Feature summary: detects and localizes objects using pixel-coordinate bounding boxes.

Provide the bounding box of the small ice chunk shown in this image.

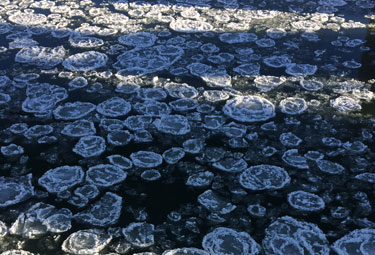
[304,151,324,161]
[0,174,34,208]
[282,149,309,169]
[86,164,127,187]
[186,171,214,187]
[141,169,161,181]
[122,222,155,248]
[239,165,290,190]
[134,101,171,117]
[24,125,53,139]
[343,60,361,69]
[255,38,275,47]
[107,155,133,170]
[343,141,367,153]
[247,204,266,217]
[169,98,198,112]
[118,32,157,48]
[330,96,361,112]
[266,28,287,39]
[74,192,122,227]
[203,90,230,102]
[202,227,260,255]
[9,123,28,135]
[212,157,248,173]
[354,173,375,183]
[0,251,34,255]
[138,88,167,101]
[279,97,307,115]
[0,93,10,104]
[1,144,24,157]
[154,115,191,135]
[38,166,84,194]
[280,132,302,147]
[53,102,96,120]
[61,120,96,137]
[74,184,99,201]
[62,229,112,255]
[69,36,104,48]
[223,96,275,122]
[288,190,325,212]
[124,115,153,131]
[316,159,345,174]
[163,147,185,164]
[63,51,108,71]
[130,151,163,168]
[198,190,236,215]
[183,138,205,154]
[73,136,106,158]
[285,63,317,76]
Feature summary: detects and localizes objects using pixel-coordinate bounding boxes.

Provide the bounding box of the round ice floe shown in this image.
[170,19,213,33]
[134,101,171,117]
[9,12,47,26]
[263,216,329,255]
[170,98,198,112]
[183,138,205,154]
[280,132,302,147]
[63,51,108,71]
[74,192,122,227]
[141,169,161,181]
[354,173,375,183]
[198,189,236,215]
[223,96,275,122]
[1,144,24,157]
[266,28,287,39]
[279,97,307,115]
[96,97,131,117]
[138,88,167,101]
[163,147,185,164]
[0,251,34,255]
[62,229,112,255]
[333,228,375,255]
[69,36,104,48]
[164,82,198,99]
[107,130,133,146]
[186,171,214,187]
[234,63,260,75]
[330,96,361,113]
[38,166,84,194]
[288,190,325,212]
[69,77,88,89]
[53,102,96,120]
[291,20,321,31]
[212,157,248,173]
[0,175,34,208]
[343,60,361,69]
[118,32,157,48]
[263,55,291,68]
[316,159,345,174]
[239,165,290,190]
[154,115,191,135]
[203,90,230,102]
[130,151,163,168]
[62,120,96,137]
[247,204,266,217]
[285,63,317,76]
[162,248,208,255]
[300,78,324,91]
[86,164,127,187]
[0,93,10,104]
[24,125,53,139]
[255,38,275,47]
[219,32,257,43]
[73,136,106,158]
[15,46,66,68]
[202,227,260,255]
[254,76,286,91]
[282,149,309,169]
[122,222,155,248]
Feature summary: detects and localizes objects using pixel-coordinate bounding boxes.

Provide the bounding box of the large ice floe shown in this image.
[61,229,112,255]
[332,228,375,255]
[202,227,260,255]
[38,166,84,194]
[62,51,108,71]
[15,46,66,68]
[223,96,275,122]
[239,165,290,190]
[130,151,163,168]
[0,175,34,208]
[53,101,96,120]
[263,216,330,255]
